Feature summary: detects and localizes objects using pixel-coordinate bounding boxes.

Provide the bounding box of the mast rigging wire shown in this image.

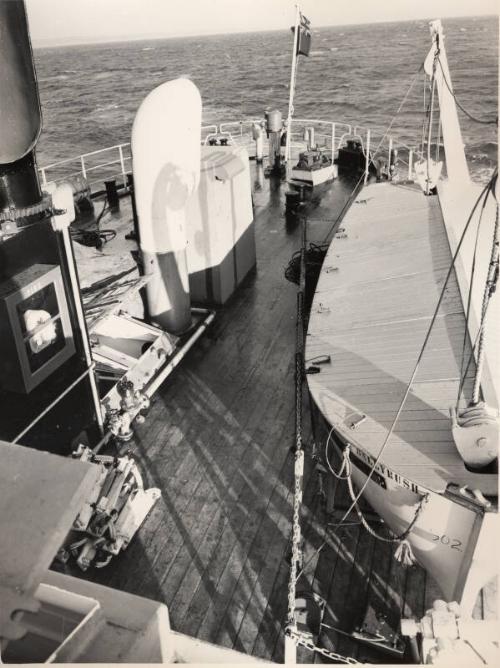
[471,177,499,404]
[437,57,497,126]
[456,173,495,407]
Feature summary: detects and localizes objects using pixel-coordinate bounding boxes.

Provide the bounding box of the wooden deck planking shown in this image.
[166,375,291,634]
[87,390,226,596]
[173,293,300,637]
[158,331,296,603]
[124,256,298,600]
[322,527,366,661]
[333,518,378,662]
[92,168,331,661]
[227,462,295,655]
[192,399,295,646]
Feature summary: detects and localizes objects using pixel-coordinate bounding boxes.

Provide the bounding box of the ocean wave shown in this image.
[38,74,69,82]
[33,15,496,188]
[95,103,120,112]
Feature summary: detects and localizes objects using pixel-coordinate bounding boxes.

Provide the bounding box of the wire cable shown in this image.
[324,425,350,480]
[456,173,498,406]
[437,57,497,126]
[71,196,117,249]
[456,174,495,406]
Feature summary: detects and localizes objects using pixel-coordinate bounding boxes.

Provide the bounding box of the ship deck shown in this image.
[70,165,496,663]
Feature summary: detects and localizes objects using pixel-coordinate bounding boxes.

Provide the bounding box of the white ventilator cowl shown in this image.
[132,78,202,334]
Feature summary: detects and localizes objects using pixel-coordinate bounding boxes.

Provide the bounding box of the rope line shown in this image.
[426,53,438,194]
[324,425,350,480]
[456,176,494,406]
[472,178,499,404]
[437,57,497,126]
[342,446,429,544]
[421,70,428,158]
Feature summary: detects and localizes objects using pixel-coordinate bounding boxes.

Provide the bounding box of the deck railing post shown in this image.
[118,144,127,186]
[80,155,87,179]
[364,129,371,184]
[40,168,47,186]
[408,148,414,180]
[388,137,393,181]
[331,122,335,160]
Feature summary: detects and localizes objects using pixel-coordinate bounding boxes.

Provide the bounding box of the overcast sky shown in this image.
[26,0,498,46]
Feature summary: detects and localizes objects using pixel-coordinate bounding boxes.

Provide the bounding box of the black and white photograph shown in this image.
[0,0,498,664]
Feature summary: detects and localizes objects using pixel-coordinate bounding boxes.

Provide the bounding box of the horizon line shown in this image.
[32,12,496,50]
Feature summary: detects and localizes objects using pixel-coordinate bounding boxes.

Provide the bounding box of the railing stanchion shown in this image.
[39,119,418,194]
[80,155,87,179]
[118,145,127,187]
[388,136,393,181]
[364,129,371,184]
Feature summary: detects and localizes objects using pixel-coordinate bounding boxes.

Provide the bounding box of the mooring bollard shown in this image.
[105,179,119,212]
[126,173,139,243]
[252,122,264,164]
[265,109,283,175]
[306,126,315,150]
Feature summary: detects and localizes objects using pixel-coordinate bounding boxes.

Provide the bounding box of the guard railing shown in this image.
[39,118,420,194]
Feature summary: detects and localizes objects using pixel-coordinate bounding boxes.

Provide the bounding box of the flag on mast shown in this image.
[285,6,311,176]
[291,12,311,57]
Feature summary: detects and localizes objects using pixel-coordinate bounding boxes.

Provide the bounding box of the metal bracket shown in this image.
[108,487,161,554]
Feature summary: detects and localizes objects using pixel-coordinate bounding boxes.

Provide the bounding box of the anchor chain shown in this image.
[286,629,360,664]
[285,218,360,666]
[286,228,306,629]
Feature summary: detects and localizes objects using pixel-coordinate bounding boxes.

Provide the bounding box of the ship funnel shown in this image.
[0,0,43,214]
[132,78,201,334]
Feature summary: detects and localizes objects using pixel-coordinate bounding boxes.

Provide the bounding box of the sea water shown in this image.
[33,15,497,183]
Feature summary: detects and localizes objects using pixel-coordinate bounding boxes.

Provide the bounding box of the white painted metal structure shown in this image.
[131,78,201,334]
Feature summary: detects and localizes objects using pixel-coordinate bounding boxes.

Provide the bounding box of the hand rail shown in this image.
[39,116,420,192]
[41,143,131,171]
